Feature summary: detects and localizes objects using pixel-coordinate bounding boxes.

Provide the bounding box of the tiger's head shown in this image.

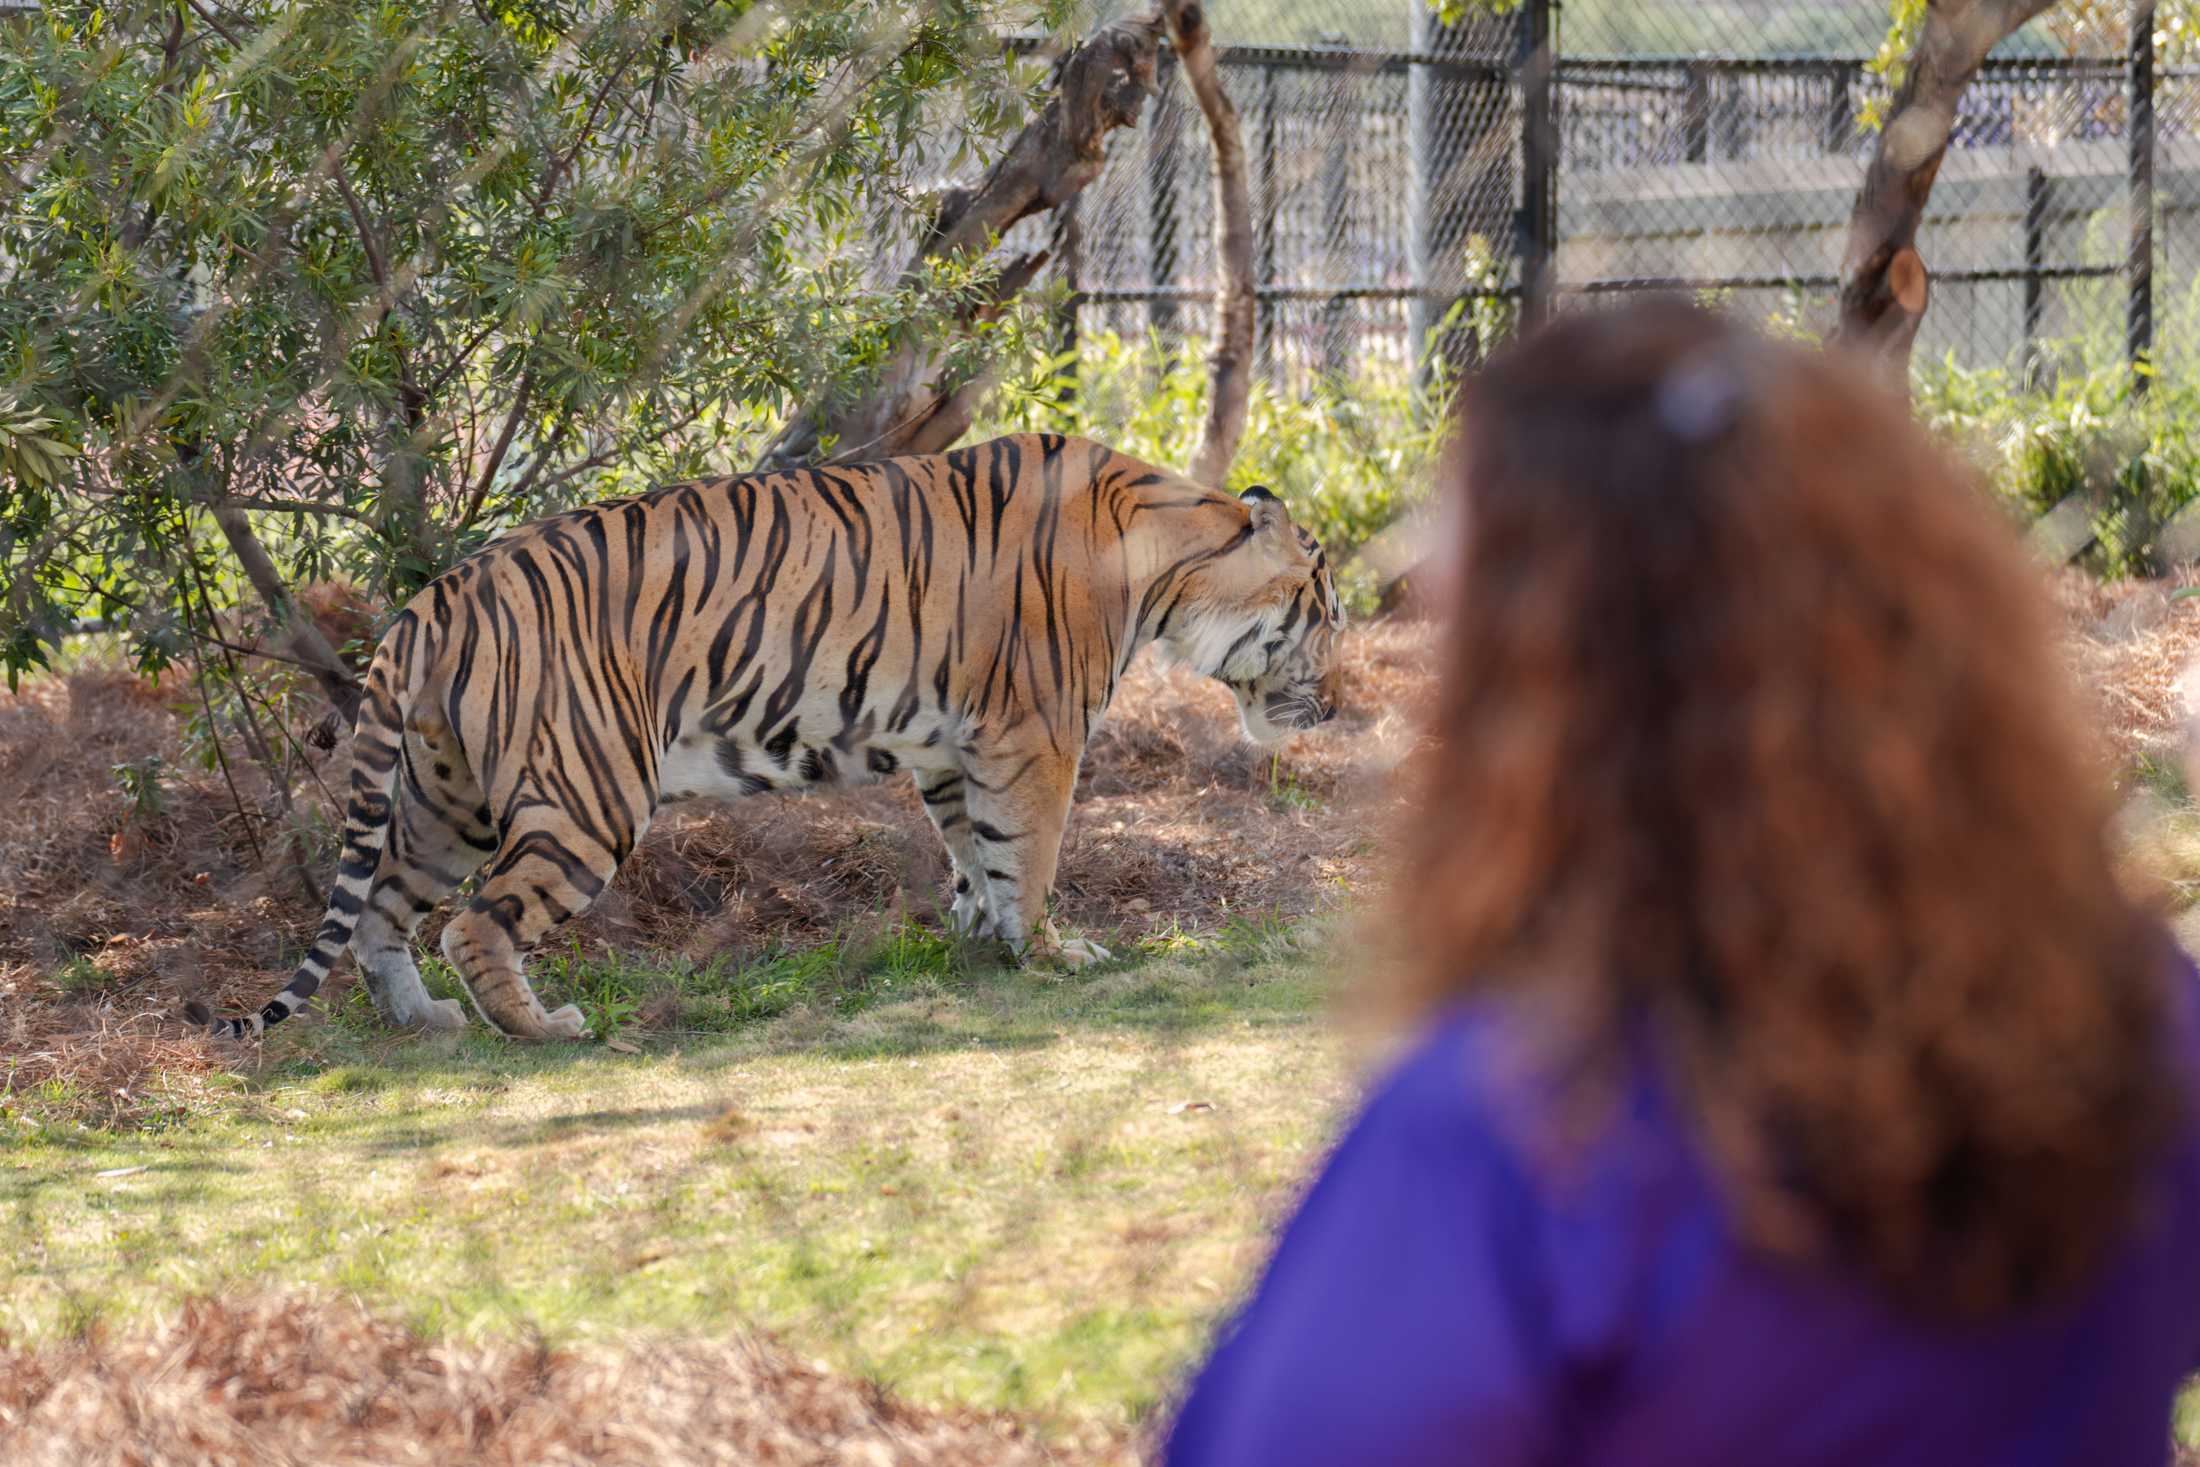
[1167,486,1345,746]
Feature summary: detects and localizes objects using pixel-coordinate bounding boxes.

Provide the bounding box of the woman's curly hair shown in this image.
[1403,299,2180,1318]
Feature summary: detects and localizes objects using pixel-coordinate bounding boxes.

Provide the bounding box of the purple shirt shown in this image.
[1166,971,2200,1467]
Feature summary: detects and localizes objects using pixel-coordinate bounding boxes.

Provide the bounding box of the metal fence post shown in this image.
[1319,34,1355,383]
[2023,164,2048,385]
[2129,0,2157,391]
[1147,66,1183,335]
[1258,66,1281,386]
[1824,63,1856,154]
[1410,6,1515,378]
[1518,0,1558,329]
[1683,64,1710,164]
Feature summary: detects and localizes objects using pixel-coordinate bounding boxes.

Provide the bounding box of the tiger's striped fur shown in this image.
[187,434,1343,1041]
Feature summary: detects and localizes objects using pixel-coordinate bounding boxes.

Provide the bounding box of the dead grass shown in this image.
[0,1293,1125,1466]
[2056,566,2200,771]
[12,574,2200,1126]
[14,589,2200,1458]
[0,625,1432,1125]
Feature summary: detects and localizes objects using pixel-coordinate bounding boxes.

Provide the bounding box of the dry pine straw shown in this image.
[8,572,2200,1115]
[0,623,1433,1120]
[0,1293,1130,1467]
[5,592,2200,1462]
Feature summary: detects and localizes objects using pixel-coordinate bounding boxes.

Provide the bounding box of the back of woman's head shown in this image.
[1406,297,2178,1318]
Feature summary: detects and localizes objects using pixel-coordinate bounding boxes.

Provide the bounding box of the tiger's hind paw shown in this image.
[543,1003,592,1042]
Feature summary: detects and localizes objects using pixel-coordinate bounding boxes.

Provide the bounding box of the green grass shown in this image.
[0,919,1357,1432]
[30,908,2191,1445]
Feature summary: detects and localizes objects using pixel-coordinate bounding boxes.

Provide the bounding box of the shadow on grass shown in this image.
[56,915,1345,1160]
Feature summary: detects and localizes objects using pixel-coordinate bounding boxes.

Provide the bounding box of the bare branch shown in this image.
[1162,0,1254,486]
[178,0,245,48]
[333,173,393,297]
[758,14,1166,469]
[462,367,534,531]
[418,318,503,401]
[212,496,375,523]
[531,50,639,216]
[1832,0,2063,387]
[209,505,363,723]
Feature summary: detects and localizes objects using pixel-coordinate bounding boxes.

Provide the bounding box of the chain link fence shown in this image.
[1028,1,2199,393]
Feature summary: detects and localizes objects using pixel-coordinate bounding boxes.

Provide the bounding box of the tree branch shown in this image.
[329,161,449,585]
[1162,0,1254,486]
[532,50,638,216]
[462,366,533,530]
[1832,0,2062,388]
[209,505,363,723]
[418,317,502,401]
[757,14,1167,469]
[178,0,244,48]
[211,496,376,523]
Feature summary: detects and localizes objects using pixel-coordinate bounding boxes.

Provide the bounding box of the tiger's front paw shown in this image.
[1019,919,1111,970]
[949,892,990,937]
[417,997,468,1033]
[543,1004,592,1042]
[1056,936,1112,968]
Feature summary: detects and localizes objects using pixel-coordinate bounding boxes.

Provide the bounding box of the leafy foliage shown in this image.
[2043,0,2199,60]
[1916,350,2200,576]
[983,327,1456,611]
[0,0,1065,693]
[1865,0,2196,129]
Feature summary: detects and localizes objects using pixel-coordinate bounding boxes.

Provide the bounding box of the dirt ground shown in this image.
[12,571,2200,1114]
[9,582,2200,1460]
[2054,568,2200,772]
[0,620,1433,1113]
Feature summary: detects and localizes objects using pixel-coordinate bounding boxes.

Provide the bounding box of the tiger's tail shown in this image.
[185,615,420,1040]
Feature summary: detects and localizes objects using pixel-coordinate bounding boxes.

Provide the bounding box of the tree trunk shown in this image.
[758,14,1168,470]
[1162,0,1256,487]
[1832,0,2062,387]
[211,506,364,724]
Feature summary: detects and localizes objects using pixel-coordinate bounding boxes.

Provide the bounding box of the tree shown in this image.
[1836,1,2066,381]
[758,9,1169,470]
[1159,0,1255,487]
[0,0,1067,718]
[1836,0,2188,382]
[760,0,1257,488]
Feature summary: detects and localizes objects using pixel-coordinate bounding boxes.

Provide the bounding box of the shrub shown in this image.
[981,328,1455,611]
[1914,354,2200,577]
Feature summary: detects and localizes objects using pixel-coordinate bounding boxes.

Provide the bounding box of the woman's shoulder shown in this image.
[1339,999,1696,1226]
[1329,1000,1722,1364]
[1356,1000,1668,1151]
[1346,1003,1541,1155]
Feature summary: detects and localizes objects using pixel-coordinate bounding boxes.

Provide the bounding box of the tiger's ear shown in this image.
[1239,485,1289,537]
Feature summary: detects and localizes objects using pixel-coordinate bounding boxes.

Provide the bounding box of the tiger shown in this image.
[186,434,1345,1042]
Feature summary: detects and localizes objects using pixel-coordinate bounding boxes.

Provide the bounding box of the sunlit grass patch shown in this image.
[0,921,1364,1432]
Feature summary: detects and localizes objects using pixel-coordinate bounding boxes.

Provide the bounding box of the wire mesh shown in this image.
[1040,0,2196,390]
[2160,65,2200,374]
[1039,43,1515,390]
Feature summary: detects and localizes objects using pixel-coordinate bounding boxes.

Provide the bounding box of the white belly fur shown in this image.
[655,704,957,805]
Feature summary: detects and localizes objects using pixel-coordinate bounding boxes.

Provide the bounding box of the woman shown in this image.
[1164,301,2200,1466]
